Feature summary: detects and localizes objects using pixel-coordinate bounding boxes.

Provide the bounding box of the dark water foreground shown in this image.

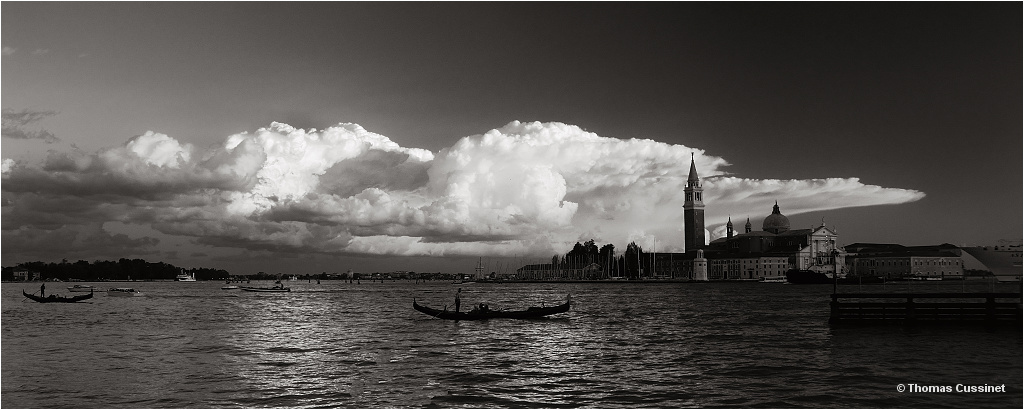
[3,280,1021,408]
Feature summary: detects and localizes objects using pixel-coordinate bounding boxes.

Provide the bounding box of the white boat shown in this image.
[759,276,787,283]
[221,285,239,290]
[107,287,144,297]
[66,284,95,292]
[961,240,1022,282]
[176,269,197,282]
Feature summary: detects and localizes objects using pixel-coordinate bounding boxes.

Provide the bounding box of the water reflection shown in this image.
[3,281,1020,408]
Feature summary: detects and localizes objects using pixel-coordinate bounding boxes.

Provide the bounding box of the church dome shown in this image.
[762,201,790,234]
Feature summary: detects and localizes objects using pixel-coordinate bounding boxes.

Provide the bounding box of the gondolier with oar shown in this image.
[40,282,45,297]
[455,288,462,312]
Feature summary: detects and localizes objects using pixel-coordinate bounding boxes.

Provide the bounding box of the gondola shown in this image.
[413,294,571,320]
[23,290,94,303]
[239,286,290,292]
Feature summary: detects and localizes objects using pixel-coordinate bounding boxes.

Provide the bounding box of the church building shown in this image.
[651,156,845,280]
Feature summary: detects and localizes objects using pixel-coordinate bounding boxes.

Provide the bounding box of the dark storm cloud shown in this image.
[2,223,160,261]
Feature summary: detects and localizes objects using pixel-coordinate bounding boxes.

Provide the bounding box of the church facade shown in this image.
[651,157,845,280]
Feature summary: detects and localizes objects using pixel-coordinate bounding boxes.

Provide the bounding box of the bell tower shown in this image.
[683,153,706,251]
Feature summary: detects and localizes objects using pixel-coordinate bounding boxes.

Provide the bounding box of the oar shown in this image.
[428,303,450,319]
[415,298,448,319]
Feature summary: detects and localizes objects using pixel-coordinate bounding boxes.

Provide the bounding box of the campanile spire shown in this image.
[683,153,706,251]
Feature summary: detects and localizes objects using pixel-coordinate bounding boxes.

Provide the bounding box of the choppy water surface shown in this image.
[3,280,1021,408]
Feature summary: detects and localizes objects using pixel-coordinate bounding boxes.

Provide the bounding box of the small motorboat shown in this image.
[221,285,239,290]
[413,294,571,320]
[107,288,144,297]
[66,284,95,292]
[23,290,94,303]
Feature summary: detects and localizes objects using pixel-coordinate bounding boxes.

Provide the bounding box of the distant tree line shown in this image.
[554,239,653,279]
[4,259,230,281]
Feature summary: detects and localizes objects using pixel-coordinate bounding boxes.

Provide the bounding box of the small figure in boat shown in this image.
[40,283,45,297]
[470,303,490,314]
[455,288,462,312]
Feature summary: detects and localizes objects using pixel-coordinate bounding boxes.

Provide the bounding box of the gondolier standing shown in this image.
[40,283,45,297]
[455,288,462,312]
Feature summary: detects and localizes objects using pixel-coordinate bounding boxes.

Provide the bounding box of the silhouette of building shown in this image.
[843,243,964,279]
[683,153,706,252]
[652,157,845,280]
[515,263,602,280]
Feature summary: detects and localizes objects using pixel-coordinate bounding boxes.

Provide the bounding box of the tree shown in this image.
[584,240,599,265]
[624,241,644,278]
[599,244,615,278]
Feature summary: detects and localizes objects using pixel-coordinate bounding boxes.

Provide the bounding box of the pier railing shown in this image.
[829,292,1022,326]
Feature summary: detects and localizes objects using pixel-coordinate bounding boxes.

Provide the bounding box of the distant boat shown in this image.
[240,286,290,293]
[961,240,1022,282]
[66,284,95,292]
[221,285,239,290]
[474,257,485,281]
[759,276,787,283]
[176,269,197,282]
[107,288,144,297]
[23,290,94,303]
[413,295,571,320]
[784,269,833,284]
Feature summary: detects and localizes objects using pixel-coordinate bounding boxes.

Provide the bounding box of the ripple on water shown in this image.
[2,281,1021,408]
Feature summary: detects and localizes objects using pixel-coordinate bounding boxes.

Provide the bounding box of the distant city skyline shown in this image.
[2,3,1020,274]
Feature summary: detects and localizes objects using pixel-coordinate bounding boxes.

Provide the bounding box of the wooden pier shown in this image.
[829,292,1022,326]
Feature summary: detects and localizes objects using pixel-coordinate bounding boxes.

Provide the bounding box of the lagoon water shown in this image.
[2,280,1021,408]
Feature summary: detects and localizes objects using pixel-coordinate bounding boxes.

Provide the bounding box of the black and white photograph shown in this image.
[2,2,1021,408]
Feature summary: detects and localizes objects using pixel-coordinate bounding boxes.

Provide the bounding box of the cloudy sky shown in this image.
[2,3,1020,274]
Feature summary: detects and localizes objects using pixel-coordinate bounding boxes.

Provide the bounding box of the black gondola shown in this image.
[413,294,571,320]
[23,289,94,303]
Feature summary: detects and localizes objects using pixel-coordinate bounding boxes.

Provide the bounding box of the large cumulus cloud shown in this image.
[1,120,925,260]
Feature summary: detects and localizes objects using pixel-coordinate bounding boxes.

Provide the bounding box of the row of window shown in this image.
[857,259,961,267]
